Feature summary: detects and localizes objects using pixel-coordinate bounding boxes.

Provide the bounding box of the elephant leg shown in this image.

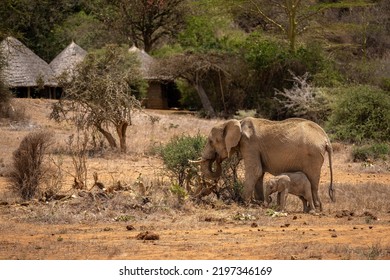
[307,173,322,211]
[279,189,288,212]
[254,175,265,202]
[241,153,262,202]
[305,192,316,213]
[299,196,309,213]
[276,192,281,206]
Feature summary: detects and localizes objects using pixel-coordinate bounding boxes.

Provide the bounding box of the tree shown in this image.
[237,0,374,53]
[154,49,250,117]
[49,11,116,52]
[93,0,187,52]
[0,0,86,61]
[157,53,218,117]
[51,45,146,153]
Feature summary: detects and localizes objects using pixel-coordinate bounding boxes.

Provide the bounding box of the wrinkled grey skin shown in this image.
[200,117,334,211]
[265,172,315,213]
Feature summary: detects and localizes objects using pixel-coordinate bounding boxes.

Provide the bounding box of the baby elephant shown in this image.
[265,172,315,213]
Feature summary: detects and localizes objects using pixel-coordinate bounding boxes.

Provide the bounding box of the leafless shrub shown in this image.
[39,155,64,201]
[274,71,330,123]
[66,132,89,190]
[9,130,54,200]
[0,101,29,124]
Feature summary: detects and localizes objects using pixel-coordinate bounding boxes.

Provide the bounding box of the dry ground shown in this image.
[0,99,389,260]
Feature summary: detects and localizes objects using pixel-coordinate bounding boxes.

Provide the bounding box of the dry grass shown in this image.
[1,99,390,218]
[0,98,390,260]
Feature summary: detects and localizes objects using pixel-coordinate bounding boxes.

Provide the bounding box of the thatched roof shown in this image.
[0,36,57,87]
[50,41,87,79]
[128,45,156,80]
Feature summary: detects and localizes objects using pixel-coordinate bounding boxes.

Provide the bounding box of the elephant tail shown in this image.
[326,142,335,202]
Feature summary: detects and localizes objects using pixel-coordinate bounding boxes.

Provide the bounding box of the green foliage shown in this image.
[244,33,289,69]
[380,78,390,92]
[0,0,89,61]
[295,43,343,87]
[327,86,390,142]
[114,215,136,222]
[175,79,202,110]
[245,34,340,84]
[158,133,207,187]
[179,16,220,51]
[352,143,389,162]
[169,183,188,203]
[178,0,243,53]
[50,11,113,52]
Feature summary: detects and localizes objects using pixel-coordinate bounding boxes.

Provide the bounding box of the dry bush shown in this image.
[274,72,330,123]
[16,173,182,224]
[66,132,89,189]
[9,130,54,200]
[0,101,29,124]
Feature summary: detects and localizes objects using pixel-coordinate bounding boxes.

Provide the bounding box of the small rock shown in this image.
[136,231,160,240]
[362,211,378,221]
[126,225,135,231]
[331,233,337,238]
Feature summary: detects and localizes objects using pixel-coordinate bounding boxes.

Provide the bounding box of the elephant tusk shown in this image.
[188,158,207,164]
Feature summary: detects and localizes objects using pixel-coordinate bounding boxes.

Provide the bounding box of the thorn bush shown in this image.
[158,133,206,188]
[9,130,53,200]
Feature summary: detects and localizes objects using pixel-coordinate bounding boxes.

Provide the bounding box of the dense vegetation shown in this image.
[1,0,389,144]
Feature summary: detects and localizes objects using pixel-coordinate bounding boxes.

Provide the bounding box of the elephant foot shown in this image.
[314,201,323,212]
[309,210,319,216]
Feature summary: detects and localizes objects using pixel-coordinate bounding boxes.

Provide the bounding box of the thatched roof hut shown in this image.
[0,36,56,88]
[50,41,87,79]
[128,46,180,109]
[128,45,156,80]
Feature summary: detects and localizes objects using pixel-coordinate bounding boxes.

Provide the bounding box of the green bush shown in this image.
[352,143,390,162]
[158,133,207,187]
[327,86,390,142]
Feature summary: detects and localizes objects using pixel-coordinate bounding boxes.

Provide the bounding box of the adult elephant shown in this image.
[199,117,334,211]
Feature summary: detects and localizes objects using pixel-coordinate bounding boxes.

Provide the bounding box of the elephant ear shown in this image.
[224,119,241,158]
[277,176,290,192]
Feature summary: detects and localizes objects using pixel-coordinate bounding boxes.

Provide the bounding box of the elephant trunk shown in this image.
[200,158,222,180]
[264,188,272,206]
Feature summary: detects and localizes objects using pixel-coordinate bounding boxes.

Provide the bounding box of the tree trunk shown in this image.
[193,81,216,118]
[116,121,128,153]
[287,0,298,53]
[96,125,117,149]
